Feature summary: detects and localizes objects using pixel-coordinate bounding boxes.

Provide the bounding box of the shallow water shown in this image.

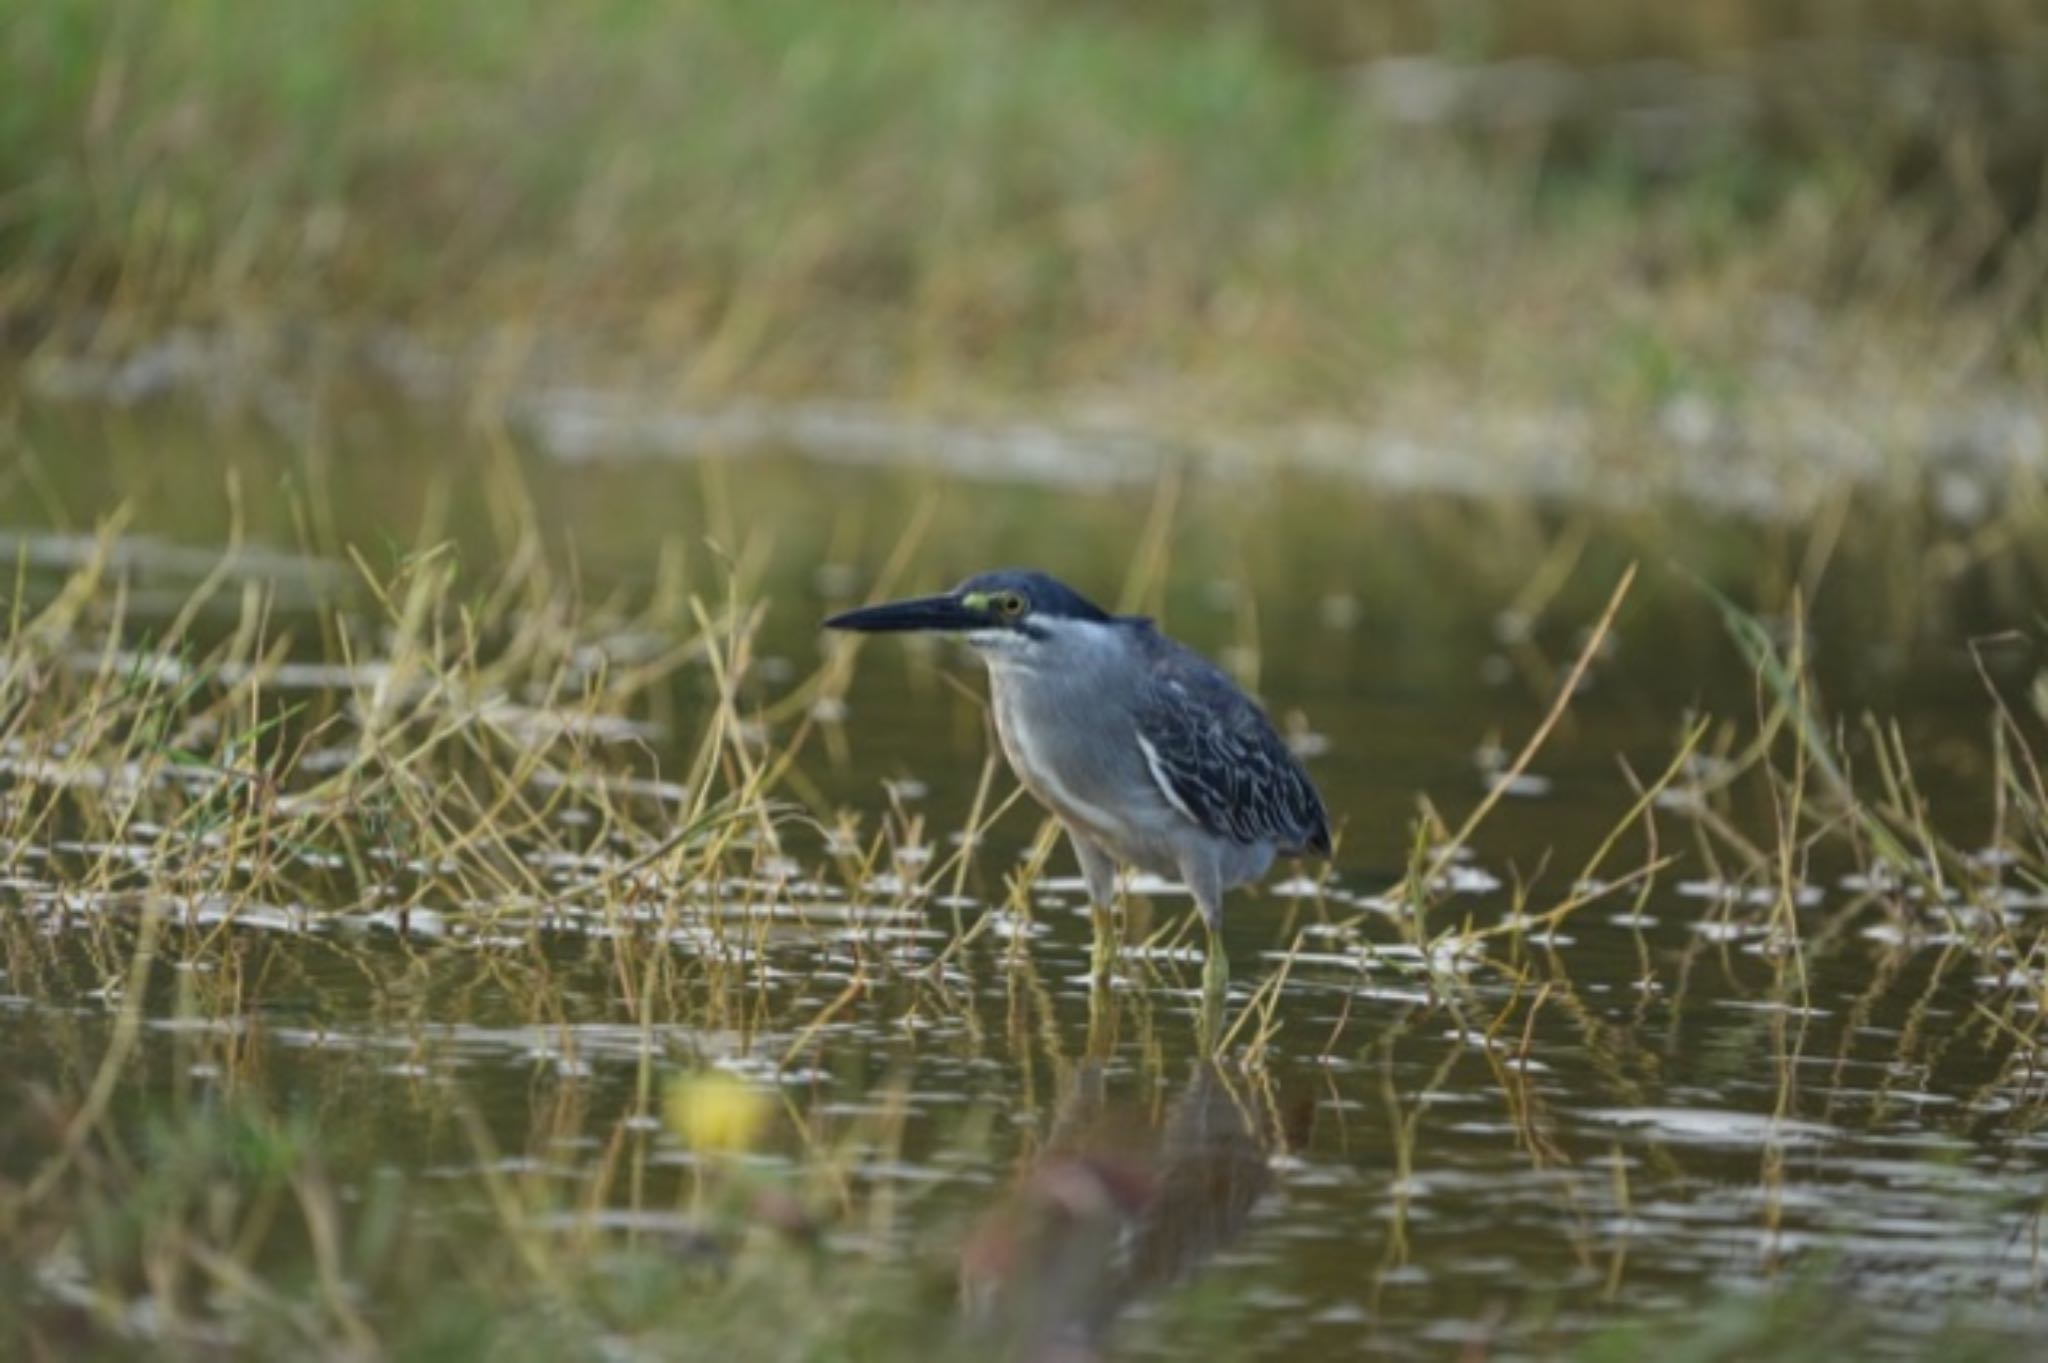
[2,391,2045,1358]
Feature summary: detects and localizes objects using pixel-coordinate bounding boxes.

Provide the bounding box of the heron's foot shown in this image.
[1201,929,1230,997]
[1089,905,1119,986]
[1084,980,1116,1059]
[1197,928,1229,1051]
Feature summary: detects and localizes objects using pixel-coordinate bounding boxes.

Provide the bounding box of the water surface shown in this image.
[2,390,2043,1358]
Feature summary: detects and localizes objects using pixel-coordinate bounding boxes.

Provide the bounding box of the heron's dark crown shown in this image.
[954,569,1113,623]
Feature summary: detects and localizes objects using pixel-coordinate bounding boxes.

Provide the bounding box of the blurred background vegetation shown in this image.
[6,7,2048,1360]
[4,0,2043,438]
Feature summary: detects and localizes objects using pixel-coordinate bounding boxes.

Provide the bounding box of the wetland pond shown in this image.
[2,387,2045,1360]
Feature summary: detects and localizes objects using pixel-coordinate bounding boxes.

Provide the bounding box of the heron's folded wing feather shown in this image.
[1132,644,1330,856]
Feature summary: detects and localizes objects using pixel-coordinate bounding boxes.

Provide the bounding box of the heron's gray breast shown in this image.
[989,669,1172,858]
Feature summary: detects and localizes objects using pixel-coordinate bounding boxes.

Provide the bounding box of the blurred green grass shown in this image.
[2,0,2044,418]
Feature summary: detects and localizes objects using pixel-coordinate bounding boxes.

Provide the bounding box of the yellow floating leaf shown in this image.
[664,1072,768,1154]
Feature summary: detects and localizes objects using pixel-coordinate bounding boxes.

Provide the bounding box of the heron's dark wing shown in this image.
[1131,632,1331,856]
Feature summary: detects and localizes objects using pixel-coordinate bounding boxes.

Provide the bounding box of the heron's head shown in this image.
[823,569,1114,663]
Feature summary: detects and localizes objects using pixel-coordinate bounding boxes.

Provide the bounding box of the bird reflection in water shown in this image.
[959,1055,1315,1362]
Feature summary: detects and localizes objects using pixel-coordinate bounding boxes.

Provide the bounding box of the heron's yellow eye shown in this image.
[994,592,1028,619]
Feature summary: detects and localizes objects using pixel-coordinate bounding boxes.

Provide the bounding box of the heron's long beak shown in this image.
[822,593,987,634]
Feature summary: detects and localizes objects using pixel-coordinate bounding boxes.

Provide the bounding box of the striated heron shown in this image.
[824,569,1330,993]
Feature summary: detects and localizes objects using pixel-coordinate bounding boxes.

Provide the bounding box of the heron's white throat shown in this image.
[963,627,1036,660]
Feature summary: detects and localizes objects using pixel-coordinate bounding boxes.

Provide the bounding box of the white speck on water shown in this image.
[1584,1107,1841,1148]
